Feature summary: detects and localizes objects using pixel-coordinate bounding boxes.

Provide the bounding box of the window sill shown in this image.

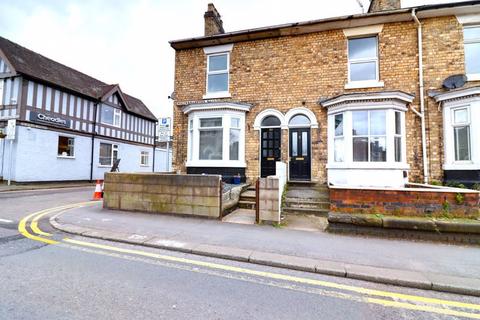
[467,74,480,82]
[345,80,384,90]
[100,122,121,128]
[186,160,246,168]
[203,92,231,99]
[140,164,150,167]
[57,156,75,159]
[327,162,409,170]
[443,163,480,170]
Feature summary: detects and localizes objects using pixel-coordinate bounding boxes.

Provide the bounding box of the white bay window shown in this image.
[323,91,413,188]
[434,87,480,171]
[183,102,250,168]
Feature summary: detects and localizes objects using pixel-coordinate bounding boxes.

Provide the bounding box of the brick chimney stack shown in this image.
[368,0,401,13]
[204,3,225,36]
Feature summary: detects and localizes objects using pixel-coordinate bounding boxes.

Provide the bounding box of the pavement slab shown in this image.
[344,264,432,290]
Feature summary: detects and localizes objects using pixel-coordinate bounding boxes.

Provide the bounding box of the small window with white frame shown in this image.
[188,119,194,161]
[452,107,471,161]
[334,113,344,162]
[199,117,223,160]
[348,36,379,83]
[230,117,241,160]
[207,53,229,94]
[99,143,118,166]
[464,26,480,79]
[394,111,402,162]
[140,151,149,166]
[58,136,75,157]
[101,104,122,127]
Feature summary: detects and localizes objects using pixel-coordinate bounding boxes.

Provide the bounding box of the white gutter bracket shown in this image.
[412,9,430,184]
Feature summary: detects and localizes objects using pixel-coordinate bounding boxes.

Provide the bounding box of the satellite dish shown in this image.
[443,74,467,90]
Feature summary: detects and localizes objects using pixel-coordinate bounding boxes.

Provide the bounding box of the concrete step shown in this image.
[238,200,256,210]
[284,194,329,202]
[240,195,256,202]
[282,207,329,217]
[284,199,330,210]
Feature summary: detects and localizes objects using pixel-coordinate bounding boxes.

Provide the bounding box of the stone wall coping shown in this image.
[330,184,480,194]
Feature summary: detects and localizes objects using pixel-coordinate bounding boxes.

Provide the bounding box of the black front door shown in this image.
[261,128,281,177]
[289,128,311,181]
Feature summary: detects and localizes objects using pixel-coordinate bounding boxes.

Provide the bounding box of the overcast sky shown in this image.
[0,0,466,120]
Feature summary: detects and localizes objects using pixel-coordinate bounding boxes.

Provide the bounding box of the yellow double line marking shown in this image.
[19,202,480,319]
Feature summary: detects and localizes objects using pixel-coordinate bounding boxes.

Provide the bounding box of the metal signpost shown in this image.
[157,117,171,171]
[5,119,16,186]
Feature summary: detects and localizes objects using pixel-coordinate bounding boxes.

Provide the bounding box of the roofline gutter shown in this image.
[411,8,429,184]
[170,1,480,50]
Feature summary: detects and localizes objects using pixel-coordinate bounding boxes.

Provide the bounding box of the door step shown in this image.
[238,200,256,210]
[282,207,329,217]
[284,199,330,210]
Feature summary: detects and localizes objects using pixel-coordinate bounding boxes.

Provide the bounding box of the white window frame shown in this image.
[205,52,230,97]
[352,110,387,163]
[202,44,233,99]
[198,117,223,161]
[186,109,246,168]
[334,113,345,162]
[99,142,119,167]
[101,104,122,128]
[345,36,384,89]
[394,111,402,163]
[229,117,241,161]
[0,80,4,106]
[57,135,75,158]
[452,106,471,163]
[140,151,149,166]
[327,107,408,170]
[464,25,480,81]
[441,97,480,170]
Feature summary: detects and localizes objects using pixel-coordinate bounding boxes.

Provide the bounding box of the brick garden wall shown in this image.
[103,173,222,218]
[172,15,478,184]
[330,187,480,218]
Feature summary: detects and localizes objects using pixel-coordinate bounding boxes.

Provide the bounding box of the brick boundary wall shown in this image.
[330,187,480,218]
[103,173,222,218]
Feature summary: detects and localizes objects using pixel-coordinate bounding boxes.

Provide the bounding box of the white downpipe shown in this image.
[412,9,429,184]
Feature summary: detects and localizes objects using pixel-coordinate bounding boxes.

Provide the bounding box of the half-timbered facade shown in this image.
[0,36,157,182]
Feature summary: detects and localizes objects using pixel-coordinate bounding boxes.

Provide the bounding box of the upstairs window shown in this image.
[348,37,379,82]
[464,26,480,77]
[207,53,229,94]
[101,105,121,127]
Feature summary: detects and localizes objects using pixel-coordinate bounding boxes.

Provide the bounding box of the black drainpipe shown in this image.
[89,101,99,182]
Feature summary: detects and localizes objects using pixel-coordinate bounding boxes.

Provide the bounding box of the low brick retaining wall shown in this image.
[330,186,480,218]
[103,173,222,218]
[327,212,480,245]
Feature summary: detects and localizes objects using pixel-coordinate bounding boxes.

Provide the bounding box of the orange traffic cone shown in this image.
[93,180,103,200]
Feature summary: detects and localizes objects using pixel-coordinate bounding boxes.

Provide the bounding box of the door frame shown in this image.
[288,126,312,181]
[259,126,282,178]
